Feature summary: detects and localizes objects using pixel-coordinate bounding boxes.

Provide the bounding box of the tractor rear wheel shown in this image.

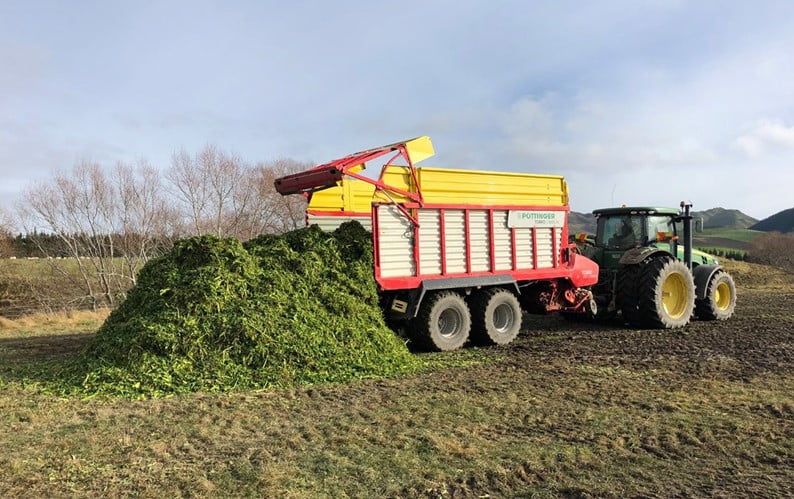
[696,270,736,320]
[616,264,642,324]
[412,291,471,351]
[470,288,522,346]
[629,257,695,328]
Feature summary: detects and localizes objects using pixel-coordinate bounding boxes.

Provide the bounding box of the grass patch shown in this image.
[696,227,761,242]
[693,228,761,254]
[0,258,132,317]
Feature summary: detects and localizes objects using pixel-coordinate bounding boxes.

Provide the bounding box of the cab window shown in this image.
[596,216,642,249]
[647,216,676,243]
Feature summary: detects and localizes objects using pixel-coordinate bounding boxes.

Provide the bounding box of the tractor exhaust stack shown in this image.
[679,201,694,271]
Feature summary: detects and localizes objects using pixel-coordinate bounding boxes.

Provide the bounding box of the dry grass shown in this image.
[0,309,109,337]
[720,258,793,289]
[0,258,131,317]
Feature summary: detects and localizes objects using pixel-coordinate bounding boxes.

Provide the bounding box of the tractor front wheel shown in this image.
[696,270,736,320]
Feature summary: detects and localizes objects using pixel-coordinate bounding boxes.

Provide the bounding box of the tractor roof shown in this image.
[592,206,680,217]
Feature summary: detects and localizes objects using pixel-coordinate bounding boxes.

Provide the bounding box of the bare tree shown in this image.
[13,144,314,313]
[114,160,178,283]
[164,146,309,240]
[18,160,174,310]
[21,162,111,308]
[268,159,311,232]
[0,205,14,257]
[166,145,252,238]
[234,158,309,239]
[167,148,210,236]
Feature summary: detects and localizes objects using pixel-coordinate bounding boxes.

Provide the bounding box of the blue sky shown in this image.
[2,0,793,219]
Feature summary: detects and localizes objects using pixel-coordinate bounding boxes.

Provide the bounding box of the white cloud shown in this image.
[734,121,794,157]
[441,92,723,174]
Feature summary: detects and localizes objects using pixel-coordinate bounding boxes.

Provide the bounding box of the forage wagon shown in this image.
[275,136,599,351]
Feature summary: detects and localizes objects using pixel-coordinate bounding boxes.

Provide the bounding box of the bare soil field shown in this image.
[0,261,792,497]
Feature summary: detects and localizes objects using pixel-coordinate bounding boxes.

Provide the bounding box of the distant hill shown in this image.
[750,207,794,233]
[692,208,757,230]
[569,211,596,234]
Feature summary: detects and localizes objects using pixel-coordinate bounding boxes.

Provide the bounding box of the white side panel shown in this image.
[443,210,466,274]
[515,228,534,270]
[493,210,512,271]
[418,210,442,275]
[535,228,554,268]
[375,206,564,278]
[307,214,372,232]
[469,210,490,272]
[513,227,563,270]
[377,205,415,278]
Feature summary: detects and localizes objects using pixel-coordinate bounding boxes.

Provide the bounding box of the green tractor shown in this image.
[574,202,736,328]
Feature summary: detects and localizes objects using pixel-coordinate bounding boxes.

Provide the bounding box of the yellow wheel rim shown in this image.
[714,281,731,310]
[661,272,688,319]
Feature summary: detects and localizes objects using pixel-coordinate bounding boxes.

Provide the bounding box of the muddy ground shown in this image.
[517,287,793,382]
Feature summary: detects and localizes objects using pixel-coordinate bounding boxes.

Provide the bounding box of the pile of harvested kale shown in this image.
[69,222,419,396]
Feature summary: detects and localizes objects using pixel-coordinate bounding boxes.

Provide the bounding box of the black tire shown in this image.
[695,271,736,320]
[469,288,522,346]
[616,263,642,325]
[412,291,471,351]
[631,257,695,329]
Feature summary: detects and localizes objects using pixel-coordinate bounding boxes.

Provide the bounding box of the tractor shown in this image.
[573,202,736,328]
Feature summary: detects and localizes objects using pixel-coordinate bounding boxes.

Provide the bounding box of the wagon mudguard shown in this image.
[569,252,599,287]
[692,264,723,300]
[419,275,520,293]
[618,247,673,266]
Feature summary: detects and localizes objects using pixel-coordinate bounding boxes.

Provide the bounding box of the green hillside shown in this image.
[692,207,758,229]
[692,227,762,258]
[695,227,762,244]
[750,207,794,233]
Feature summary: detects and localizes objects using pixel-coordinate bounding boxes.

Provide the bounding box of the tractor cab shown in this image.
[587,206,718,270]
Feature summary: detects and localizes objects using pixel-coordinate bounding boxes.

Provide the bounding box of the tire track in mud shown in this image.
[503,288,794,381]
